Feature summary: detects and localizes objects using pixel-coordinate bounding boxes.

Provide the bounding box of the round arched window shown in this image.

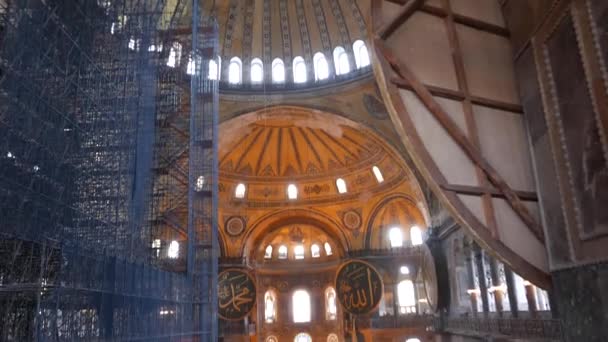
[295,333,312,342]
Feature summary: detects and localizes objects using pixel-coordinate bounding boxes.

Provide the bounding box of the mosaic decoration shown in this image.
[335,260,383,315]
[262,0,272,64]
[242,0,255,67]
[218,269,256,320]
[363,94,389,120]
[279,0,293,65]
[329,0,351,46]
[295,0,313,65]
[226,216,246,236]
[347,0,367,39]
[343,210,362,230]
[312,0,333,55]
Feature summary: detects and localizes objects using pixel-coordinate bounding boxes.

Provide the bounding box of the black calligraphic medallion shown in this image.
[218,269,256,320]
[335,260,383,315]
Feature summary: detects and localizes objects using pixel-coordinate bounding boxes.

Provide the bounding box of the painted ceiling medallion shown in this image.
[226,216,246,236]
[343,210,362,230]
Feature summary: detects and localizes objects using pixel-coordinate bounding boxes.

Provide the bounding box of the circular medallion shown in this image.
[335,260,383,315]
[343,211,362,230]
[218,269,256,320]
[225,216,245,236]
[420,244,438,311]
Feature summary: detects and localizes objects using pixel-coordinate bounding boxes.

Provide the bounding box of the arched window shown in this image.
[313,52,329,81]
[327,334,339,342]
[235,183,246,199]
[372,165,384,183]
[251,58,264,83]
[410,226,423,246]
[167,42,182,67]
[293,56,307,83]
[228,57,242,84]
[266,336,279,342]
[324,242,333,256]
[325,287,337,320]
[264,291,277,323]
[336,178,347,194]
[208,56,220,80]
[264,245,273,259]
[389,227,403,247]
[195,176,205,192]
[167,240,179,259]
[397,280,417,314]
[294,245,305,260]
[400,265,410,275]
[287,184,298,199]
[187,55,196,75]
[278,245,288,259]
[292,290,311,323]
[405,339,421,342]
[272,58,285,83]
[294,333,312,342]
[311,244,320,258]
[333,46,350,75]
[353,40,370,68]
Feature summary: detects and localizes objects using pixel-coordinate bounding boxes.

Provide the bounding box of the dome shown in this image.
[182,0,372,89]
[218,106,410,205]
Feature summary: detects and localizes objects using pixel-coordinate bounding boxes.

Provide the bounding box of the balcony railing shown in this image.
[436,315,563,340]
[356,314,434,330]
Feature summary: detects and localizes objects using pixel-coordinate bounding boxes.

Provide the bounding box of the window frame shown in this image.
[228,57,242,84]
[293,56,307,84]
[250,57,264,84]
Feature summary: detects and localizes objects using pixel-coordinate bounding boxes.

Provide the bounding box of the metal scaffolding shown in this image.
[0,0,219,340]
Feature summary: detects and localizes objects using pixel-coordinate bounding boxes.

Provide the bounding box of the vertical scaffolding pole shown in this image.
[188,0,219,340]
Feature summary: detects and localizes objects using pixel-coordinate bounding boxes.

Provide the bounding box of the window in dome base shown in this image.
[235,183,246,199]
[314,52,329,81]
[311,244,320,258]
[336,178,347,194]
[251,58,264,83]
[272,58,285,83]
[333,46,350,75]
[353,40,370,68]
[278,245,288,259]
[294,245,305,260]
[293,56,307,83]
[372,165,384,183]
[228,57,242,84]
[264,245,273,259]
[324,242,333,256]
[287,184,298,199]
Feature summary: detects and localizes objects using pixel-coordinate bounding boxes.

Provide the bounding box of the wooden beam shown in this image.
[391,77,524,113]
[375,38,545,242]
[377,0,425,39]
[440,183,538,201]
[384,0,509,37]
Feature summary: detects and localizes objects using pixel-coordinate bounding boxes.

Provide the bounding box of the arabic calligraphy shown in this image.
[335,260,383,315]
[218,269,256,320]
